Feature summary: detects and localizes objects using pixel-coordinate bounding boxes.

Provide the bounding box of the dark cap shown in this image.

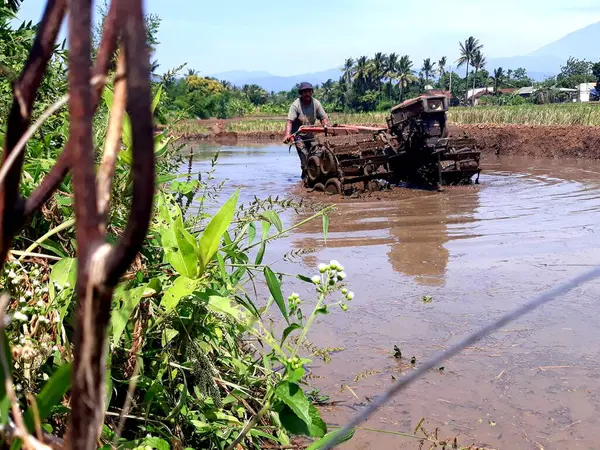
[298,82,313,92]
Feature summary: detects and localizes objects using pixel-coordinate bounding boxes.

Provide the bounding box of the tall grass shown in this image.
[172,103,600,135]
[448,103,600,126]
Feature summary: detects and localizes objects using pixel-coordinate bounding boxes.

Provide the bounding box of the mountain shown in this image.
[213,21,600,90]
[487,21,600,79]
[209,68,342,92]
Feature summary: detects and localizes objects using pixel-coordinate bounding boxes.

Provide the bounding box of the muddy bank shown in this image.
[176,123,600,159]
[451,124,600,159]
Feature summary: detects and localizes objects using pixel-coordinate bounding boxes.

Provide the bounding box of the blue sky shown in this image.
[16,0,600,76]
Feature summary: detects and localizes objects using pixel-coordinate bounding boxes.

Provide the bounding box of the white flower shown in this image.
[64,282,71,288]
[36,300,44,307]
[13,311,28,321]
[346,292,355,301]
[11,278,19,285]
[7,271,16,279]
[329,260,343,271]
[51,346,58,352]
[311,275,321,284]
[32,269,40,277]
[18,297,26,304]
[42,373,49,381]
[32,279,39,286]
[318,263,328,273]
[25,290,33,298]
[15,384,22,392]
[38,317,50,324]
[54,283,62,291]
[337,271,347,280]
[42,287,48,294]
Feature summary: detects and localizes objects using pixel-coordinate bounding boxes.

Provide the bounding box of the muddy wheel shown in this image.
[313,183,325,192]
[320,150,337,177]
[325,178,343,195]
[306,156,322,184]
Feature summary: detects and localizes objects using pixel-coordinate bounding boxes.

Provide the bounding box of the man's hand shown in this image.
[284,135,295,144]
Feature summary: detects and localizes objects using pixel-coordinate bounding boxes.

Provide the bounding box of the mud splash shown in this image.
[183,143,600,449]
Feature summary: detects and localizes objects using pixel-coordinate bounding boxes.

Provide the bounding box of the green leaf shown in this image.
[161,276,199,312]
[264,267,288,324]
[23,364,72,432]
[281,323,302,345]
[322,214,329,243]
[161,328,179,347]
[190,420,212,433]
[0,330,12,426]
[306,427,356,449]
[248,222,256,246]
[197,190,239,273]
[297,274,313,283]
[262,210,283,233]
[140,437,170,450]
[275,382,311,426]
[158,197,198,278]
[151,85,163,114]
[49,257,76,301]
[255,221,270,265]
[249,428,283,444]
[277,403,327,438]
[203,295,245,320]
[165,370,187,421]
[111,286,150,345]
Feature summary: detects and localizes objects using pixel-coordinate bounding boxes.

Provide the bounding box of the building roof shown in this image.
[425,89,452,98]
[516,86,536,95]
[497,88,517,94]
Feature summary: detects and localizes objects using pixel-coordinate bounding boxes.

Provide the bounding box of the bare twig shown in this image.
[112,356,141,448]
[97,51,127,231]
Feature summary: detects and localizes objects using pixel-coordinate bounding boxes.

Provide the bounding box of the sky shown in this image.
[15,0,600,77]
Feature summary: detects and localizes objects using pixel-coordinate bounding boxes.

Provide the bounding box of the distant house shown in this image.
[467,87,517,105]
[516,86,537,98]
[578,83,597,102]
[497,88,517,95]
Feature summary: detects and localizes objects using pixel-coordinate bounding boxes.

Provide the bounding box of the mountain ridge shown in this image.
[210,21,600,91]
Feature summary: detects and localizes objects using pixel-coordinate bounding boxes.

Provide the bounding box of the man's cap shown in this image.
[298,82,313,92]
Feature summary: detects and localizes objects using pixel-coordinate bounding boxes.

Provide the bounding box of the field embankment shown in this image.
[171,103,600,158]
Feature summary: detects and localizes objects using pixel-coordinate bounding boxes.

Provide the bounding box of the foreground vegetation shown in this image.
[0,3,362,449]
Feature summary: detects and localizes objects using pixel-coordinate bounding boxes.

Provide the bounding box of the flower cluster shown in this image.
[311,260,354,310]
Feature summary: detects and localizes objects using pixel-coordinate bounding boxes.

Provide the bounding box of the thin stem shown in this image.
[224,400,271,450]
[18,218,75,261]
[293,286,326,356]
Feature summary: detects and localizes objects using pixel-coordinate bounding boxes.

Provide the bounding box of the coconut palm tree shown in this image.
[491,67,505,95]
[321,79,335,103]
[471,50,486,95]
[438,56,447,79]
[421,58,436,85]
[457,36,483,104]
[187,68,199,77]
[372,52,387,99]
[396,55,416,101]
[342,58,355,85]
[353,56,371,94]
[386,53,399,99]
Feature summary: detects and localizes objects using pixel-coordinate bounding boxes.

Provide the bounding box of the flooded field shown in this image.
[183,142,600,449]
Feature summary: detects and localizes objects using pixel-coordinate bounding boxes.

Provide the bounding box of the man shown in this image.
[284,82,329,179]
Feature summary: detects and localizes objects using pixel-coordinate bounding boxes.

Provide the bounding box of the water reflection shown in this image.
[289,186,480,286]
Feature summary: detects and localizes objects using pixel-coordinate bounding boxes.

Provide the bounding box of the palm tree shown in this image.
[492,67,505,95]
[457,36,483,104]
[471,50,486,96]
[187,68,199,77]
[372,52,387,99]
[322,79,334,103]
[438,56,447,79]
[220,80,233,90]
[386,53,399,99]
[342,58,355,85]
[421,58,436,85]
[396,55,416,102]
[353,56,370,94]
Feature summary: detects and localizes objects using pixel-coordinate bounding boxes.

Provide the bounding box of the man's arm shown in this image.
[284,120,294,142]
[284,102,297,143]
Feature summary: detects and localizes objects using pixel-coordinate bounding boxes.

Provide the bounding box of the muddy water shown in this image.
[183,143,600,450]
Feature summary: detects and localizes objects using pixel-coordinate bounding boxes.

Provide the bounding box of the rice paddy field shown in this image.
[169,103,600,136]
